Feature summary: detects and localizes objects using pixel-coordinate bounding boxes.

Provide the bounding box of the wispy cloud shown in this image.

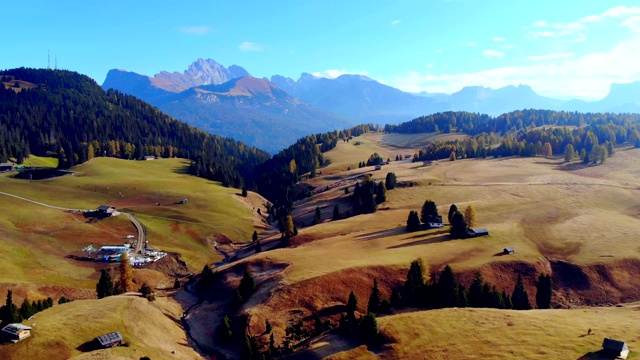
[526,6,640,41]
[238,42,264,52]
[528,53,574,61]
[389,35,640,99]
[482,50,504,58]
[311,69,369,79]
[492,37,506,42]
[389,19,402,26]
[177,26,212,35]
[464,41,478,47]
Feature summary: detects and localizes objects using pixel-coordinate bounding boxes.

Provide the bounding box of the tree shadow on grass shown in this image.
[387,234,452,249]
[355,227,406,241]
[76,340,98,352]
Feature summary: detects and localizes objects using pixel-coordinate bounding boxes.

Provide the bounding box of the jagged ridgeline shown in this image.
[0,68,270,187]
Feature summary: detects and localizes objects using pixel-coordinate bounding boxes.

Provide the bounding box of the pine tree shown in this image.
[96,269,114,299]
[239,270,257,300]
[420,199,439,224]
[332,204,341,221]
[403,258,428,306]
[359,312,379,343]
[385,172,397,190]
[390,288,404,309]
[448,204,458,223]
[468,271,485,307]
[535,273,552,309]
[252,230,258,242]
[512,274,531,310]
[19,298,35,320]
[564,144,575,162]
[367,278,381,314]
[346,291,358,321]
[436,265,457,308]
[449,211,468,238]
[375,181,387,204]
[241,186,248,197]
[406,210,421,232]
[464,205,476,228]
[119,252,135,293]
[313,206,322,225]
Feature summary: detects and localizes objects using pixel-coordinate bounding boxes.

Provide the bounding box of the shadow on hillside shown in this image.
[76,340,98,352]
[576,349,617,359]
[356,227,406,241]
[492,252,508,257]
[387,234,451,249]
[171,164,190,175]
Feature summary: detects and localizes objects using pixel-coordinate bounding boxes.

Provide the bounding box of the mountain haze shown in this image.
[102,60,353,153]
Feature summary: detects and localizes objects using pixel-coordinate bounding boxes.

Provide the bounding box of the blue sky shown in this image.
[2,1,640,100]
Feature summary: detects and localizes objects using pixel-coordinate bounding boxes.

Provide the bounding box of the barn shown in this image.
[1,323,32,342]
[0,162,14,172]
[602,338,629,359]
[97,205,116,216]
[467,228,489,238]
[95,331,123,348]
[503,247,515,255]
[143,155,156,160]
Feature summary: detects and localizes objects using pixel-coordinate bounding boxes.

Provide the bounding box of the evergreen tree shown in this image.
[367,278,382,314]
[174,278,181,289]
[403,258,427,306]
[241,186,248,197]
[468,271,485,307]
[1,290,21,324]
[564,144,575,162]
[385,172,397,190]
[96,269,114,299]
[502,290,513,309]
[239,270,257,300]
[346,291,358,321]
[222,315,233,340]
[535,273,552,309]
[512,274,532,310]
[464,205,476,228]
[436,265,457,308]
[359,312,379,343]
[447,204,458,223]
[252,230,258,242]
[449,211,468,238]
[375,181,387,204]
[390,288,404,309]
[332,204,341,221]
[19,298,35,320]
[313,206,322,225]
[420,199,439,224]
[406,210,421,232]
[139,282,153,296]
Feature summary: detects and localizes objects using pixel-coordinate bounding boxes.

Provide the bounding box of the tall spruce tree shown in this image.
[385,172,397,190]
[347,291,358,321]
[96,269,114,299]
[448,204,458,223]
[449,211,468,238]
[535,273,552,309]
[406,210,421,232]
[420,199,439,224]
[403,259,427,306]
[436,265,458,308]
[468,271,485,307]
[512,274,532,310]
[332,204,341,221]
[367,278,382,314]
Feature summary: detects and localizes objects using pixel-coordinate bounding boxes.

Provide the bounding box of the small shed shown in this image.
[503,247,515,255]
[0,162,14,172]
[1,323,32,342]
[374,165,382,170]
[427,215,443,228]
[602,338,629,359]
[95,331,123,348]
[179,198,188,205]
[467,228,489,238]
[143,155,156,160]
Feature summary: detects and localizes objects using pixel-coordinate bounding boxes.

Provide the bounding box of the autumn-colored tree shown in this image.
[464,205,476,228]
[542,142,553,158]
[118,252,135,293]
[284,215,295,238]
[449,151,456,161]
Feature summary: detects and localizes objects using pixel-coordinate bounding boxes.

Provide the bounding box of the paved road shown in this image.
[0,191,146,251]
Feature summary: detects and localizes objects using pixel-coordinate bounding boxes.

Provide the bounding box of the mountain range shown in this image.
[102,58,640,152]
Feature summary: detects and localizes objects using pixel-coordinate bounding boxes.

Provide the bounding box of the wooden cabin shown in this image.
[1,323,32,342]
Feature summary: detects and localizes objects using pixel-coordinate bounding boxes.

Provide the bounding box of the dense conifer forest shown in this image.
[0,68,270,187]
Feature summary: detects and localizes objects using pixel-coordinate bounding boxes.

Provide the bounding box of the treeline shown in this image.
[0,290,71,326]
[0,68,270,188]
[385,109,640,137]
[414,119,640,162]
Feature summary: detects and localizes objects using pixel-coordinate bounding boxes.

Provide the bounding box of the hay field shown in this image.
[0,157,263,289]
[0,295,200,360]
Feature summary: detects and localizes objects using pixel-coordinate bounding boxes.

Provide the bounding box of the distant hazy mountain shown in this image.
[271,74,640,123]
[159,76,353,152]
[102,60,353,153]
[271,73,450,124]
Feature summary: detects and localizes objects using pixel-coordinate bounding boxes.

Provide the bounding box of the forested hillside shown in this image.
[0,68,270,187]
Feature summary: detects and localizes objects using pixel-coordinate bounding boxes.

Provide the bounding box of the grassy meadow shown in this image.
[0,157,262,291]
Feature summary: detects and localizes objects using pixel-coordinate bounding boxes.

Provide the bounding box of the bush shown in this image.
[139,282,153,297]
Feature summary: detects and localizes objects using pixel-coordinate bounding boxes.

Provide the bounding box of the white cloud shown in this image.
[238,42,264,52]
[177,26,211,35]
[389,36,640,100]
[390,19,402,26]
[464,41,478,47]
[500,44,516,49]
[482,49,504,58]
[311,69,369,79]
[492,37,506,42]
[528,53,574,60]
[532,20,548,27]
[581,6,640,23]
